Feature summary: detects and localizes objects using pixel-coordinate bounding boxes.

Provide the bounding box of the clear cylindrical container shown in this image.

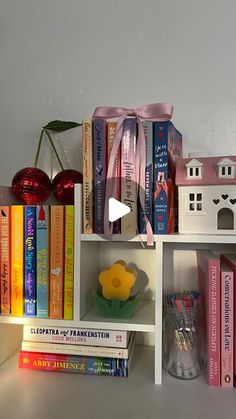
[163,302,205,380]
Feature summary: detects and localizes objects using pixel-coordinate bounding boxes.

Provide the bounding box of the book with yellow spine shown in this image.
[64,205,74,320]
[11,206,24,316]
[49,206,64,319]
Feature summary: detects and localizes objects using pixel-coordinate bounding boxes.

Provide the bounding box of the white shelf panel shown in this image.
[81,233,236,244]
[79,300,155,332]
[0,316,78,327]
[81,234,150,243]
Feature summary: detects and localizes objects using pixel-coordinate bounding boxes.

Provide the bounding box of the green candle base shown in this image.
[93,289,139,319]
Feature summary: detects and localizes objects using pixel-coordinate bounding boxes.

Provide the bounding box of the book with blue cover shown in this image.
[153,121,182,234]
[24,206,37,316]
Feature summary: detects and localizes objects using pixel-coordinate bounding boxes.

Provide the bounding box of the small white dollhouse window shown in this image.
[217,158,235,178]
[186,159,203,179]
[188,192,202,212]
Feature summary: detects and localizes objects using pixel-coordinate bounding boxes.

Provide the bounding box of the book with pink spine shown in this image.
[221,253,236,387]
[196,250,221,386]
[220,260,234,387]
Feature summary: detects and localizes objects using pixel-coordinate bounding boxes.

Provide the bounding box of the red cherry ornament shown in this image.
[11,167,52,205]
[52,169,83,204]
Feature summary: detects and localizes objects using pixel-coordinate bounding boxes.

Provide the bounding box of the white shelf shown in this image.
[79,300,155,332]
[1,184,236,386]
[0,316,77,327]
[81,232,236,244]
[0,300,155,331]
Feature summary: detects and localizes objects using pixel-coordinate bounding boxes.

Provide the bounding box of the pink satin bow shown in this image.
[93,103,174,245]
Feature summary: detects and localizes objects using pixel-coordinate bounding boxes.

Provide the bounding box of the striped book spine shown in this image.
[49,206,64,319]
[0,206,11,315]
[64,205,74,320]
[11,206,24,316]
[36,206,49,318]
[24,206,37,316]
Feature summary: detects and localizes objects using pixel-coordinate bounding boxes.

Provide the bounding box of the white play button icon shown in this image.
[108,198,130,222]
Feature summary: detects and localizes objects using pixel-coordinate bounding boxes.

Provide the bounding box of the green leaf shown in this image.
[43,120,82,132]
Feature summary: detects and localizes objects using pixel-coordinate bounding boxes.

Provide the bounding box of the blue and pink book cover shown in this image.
[36,205,49,318]
[153,121,182,234]
[24,206,37,316]
[93,118,106,234]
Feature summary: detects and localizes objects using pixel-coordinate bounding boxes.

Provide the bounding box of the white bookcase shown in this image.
[1,184,236,385]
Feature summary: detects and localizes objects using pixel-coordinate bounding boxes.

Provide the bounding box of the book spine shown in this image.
[18,351,129,376]
[21,341,129,359]
[107,121,120,234]
[208,259,221,386]
[93,119,106,234]
[11,206,24,316]
[64,205,74,320]
[0,206,11,315]
[139,121,153,233]
[167,123,182,233]
[121,118,137,234]
[221,267,234,387]
[36,206,49,318]
[153,121,169,234]
[49,206,64,319]
[23,325,130,348]
[82,119,93,233]
[24,206,37,316]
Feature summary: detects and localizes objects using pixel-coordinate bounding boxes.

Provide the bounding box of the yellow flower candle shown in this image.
[98,260,137,301]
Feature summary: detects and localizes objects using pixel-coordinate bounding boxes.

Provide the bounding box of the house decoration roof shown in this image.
[175,155,236,186]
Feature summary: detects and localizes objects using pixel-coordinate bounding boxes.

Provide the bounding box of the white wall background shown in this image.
[1,0,236,185]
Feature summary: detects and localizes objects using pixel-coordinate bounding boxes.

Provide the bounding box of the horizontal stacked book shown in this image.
[0,205,74,319]
[18,325,135,377]
[82,118,182,235]
[197,250,235,387]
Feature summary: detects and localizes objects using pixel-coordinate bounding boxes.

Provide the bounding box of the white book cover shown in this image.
[23,325,131,348]
[21,332,135,359]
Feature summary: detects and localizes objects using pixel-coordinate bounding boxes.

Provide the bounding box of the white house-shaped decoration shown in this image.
[217,157,235,178]
[175,155,236,234]
[186,159,203,179]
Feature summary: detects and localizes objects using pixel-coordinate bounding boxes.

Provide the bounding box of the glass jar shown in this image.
[163,302,205,380]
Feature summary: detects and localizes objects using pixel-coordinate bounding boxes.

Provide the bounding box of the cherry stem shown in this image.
[34,128,45,167]
[34,128,64,171]
[44,129,64,171]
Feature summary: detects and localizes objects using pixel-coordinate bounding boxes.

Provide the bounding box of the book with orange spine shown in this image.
[64,205,74,320]
[0,206,11,315]
[49,206,64,319]
[11,206,24,316]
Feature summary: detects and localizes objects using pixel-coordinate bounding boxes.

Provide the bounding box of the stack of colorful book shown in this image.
[197,250,235,387]
[0,205,74,319]
[18,325,135,377]
[82,118,182,235]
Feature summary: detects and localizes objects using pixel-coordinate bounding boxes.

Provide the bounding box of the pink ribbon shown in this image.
[93,103,174,245]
